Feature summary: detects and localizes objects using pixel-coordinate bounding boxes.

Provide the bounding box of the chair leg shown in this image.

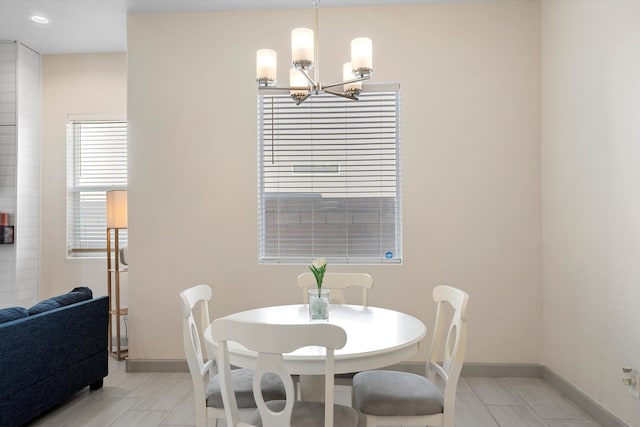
[351,386,356,409]
[294,376,301,400]
[357,413,375,427]
[195,408,207,427]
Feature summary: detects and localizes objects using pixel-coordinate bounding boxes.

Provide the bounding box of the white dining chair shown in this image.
[297,272,374,306]
[212,318,359,427]
[180,284,286,427]
[352,285,469,427]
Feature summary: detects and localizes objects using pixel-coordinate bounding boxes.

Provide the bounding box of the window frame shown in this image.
[66,114,127,258]
[257,84,402,265]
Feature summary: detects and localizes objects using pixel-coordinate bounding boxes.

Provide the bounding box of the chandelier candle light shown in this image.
[256,0,373,105]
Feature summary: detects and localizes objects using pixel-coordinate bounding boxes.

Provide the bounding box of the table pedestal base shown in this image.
[299,374,325,401]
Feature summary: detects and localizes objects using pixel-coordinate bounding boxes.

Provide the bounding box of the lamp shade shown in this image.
[290,69,309,96]
[343,62,361,92]
[256,49,277,82]
[106,190,128,229]
[291,28,314,64]
[351,37,373,72]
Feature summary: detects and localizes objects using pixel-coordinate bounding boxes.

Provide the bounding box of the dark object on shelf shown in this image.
[0,226,14,244]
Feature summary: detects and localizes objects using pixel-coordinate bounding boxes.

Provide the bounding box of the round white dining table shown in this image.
[204,303,427,376]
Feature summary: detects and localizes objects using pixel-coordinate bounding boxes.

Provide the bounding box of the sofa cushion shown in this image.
[0,307,29,325]
[28,287,93,315]
[52,286,93,306]
[28,299,61,315]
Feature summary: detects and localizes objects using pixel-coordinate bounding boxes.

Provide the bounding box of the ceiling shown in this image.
[0,0,488,54]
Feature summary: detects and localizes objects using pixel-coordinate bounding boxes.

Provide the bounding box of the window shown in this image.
[67,118,127,256]
[258,85,402,264]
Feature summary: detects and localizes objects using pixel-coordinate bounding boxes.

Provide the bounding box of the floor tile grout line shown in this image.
[484,403,538,407]
[466,377,527,407]
[502,378,557,424]
[464,380,503,427]
[501,378,600,426]
[466,376,548,427]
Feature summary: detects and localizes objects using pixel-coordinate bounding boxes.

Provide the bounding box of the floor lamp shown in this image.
[106,190,128,360]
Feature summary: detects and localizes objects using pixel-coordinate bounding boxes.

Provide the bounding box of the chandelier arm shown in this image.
[298,68,317,88]
[324,89,358,101]
[322,76,370,90]
[295,93,312,105]
[259,85,310,91]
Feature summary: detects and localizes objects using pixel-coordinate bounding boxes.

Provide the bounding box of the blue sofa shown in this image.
[0,288,109,426]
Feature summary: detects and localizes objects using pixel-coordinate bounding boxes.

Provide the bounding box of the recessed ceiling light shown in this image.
[30,15,51,25]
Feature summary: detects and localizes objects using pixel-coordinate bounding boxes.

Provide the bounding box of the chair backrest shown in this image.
[425,285,469,416]
[212,318,347,427]
[179,284,215,425]
[297,272,373,306]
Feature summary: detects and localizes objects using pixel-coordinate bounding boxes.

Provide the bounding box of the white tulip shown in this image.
[312,258,326,269]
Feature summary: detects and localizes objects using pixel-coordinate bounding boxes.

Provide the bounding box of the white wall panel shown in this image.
[0,42,16,126]
[0,41,40,308]
[15,43,40,308]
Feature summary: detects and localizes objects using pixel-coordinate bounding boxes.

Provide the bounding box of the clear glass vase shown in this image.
[308,289,330,321]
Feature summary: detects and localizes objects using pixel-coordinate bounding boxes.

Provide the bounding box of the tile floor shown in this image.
[26,358,604,427]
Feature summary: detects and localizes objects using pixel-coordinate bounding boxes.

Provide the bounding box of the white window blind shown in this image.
[67,119,127,256]
[258,87,402,264]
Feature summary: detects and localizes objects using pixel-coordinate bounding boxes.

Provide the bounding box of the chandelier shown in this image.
[255,0,373,105]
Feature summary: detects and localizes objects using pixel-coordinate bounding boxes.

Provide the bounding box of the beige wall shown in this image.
[41,53,127,298]
[127,1,541,362]
[541,0,640,424]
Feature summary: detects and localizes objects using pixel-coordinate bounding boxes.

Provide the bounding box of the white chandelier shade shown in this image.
[343,62,362,95]
[255,1,373,105]
[351,37,373,75]
[291,28,314,65]
[290,68,309,98]
[256,49,277,85]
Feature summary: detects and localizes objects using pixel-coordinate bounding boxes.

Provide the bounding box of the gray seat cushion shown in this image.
[248,400,358,427]
[206,368,286,408]
[352,370,444,416]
